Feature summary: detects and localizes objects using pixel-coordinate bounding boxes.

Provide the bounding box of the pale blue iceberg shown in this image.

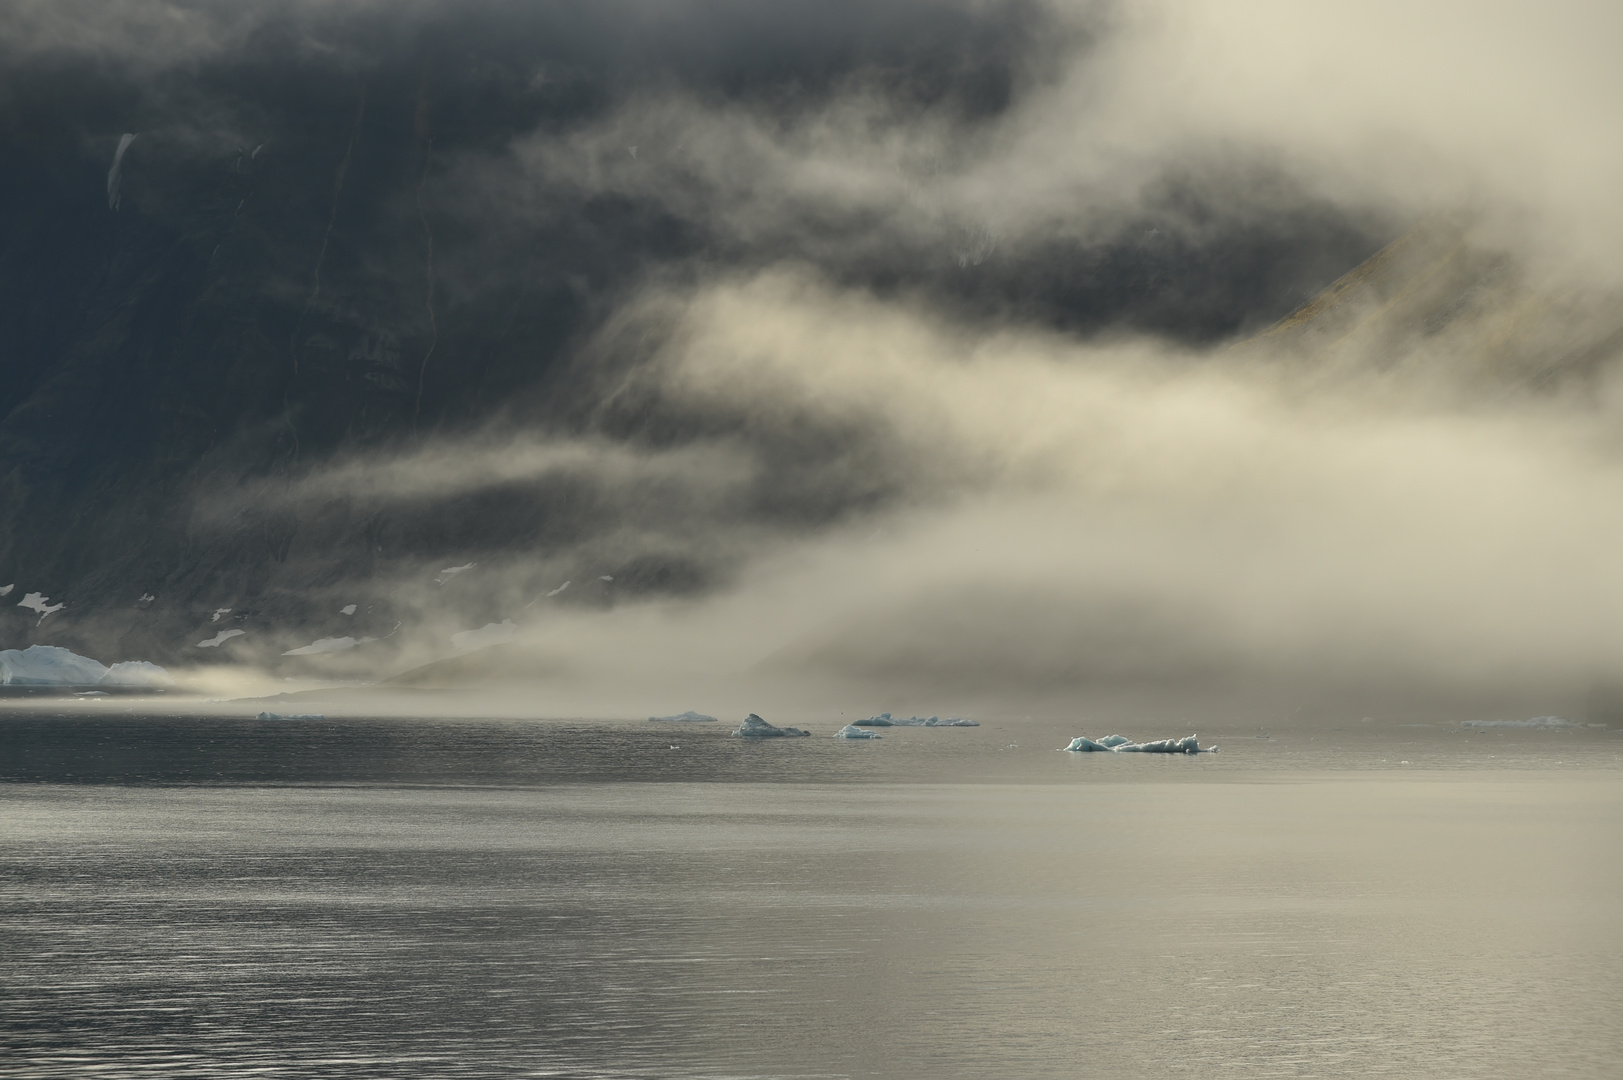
[0,645,172,688]
[834,724,881,739]
[257,712,327,720]
[649,711,718,722]
[732,713,810,738]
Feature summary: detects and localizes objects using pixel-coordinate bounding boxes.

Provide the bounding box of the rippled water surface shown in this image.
[3,713,1621,1077]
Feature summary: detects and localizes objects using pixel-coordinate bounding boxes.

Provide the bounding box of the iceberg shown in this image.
[210,607,232,622]
[1062,734,1216,754]
[198,629,246,647]
[731,713,811,738]
[854,712,979,727]
[101,661,174,687]
[1461,716,1575,729]
[283,636,362,656]
[0,646,172,688]
[834,724,881,739]
[649,711,718,722]
[1,645,107,686]
[257,712,326,720]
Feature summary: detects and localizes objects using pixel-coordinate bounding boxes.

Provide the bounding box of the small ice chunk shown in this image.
[18,592,66,618]
[546,580,571,597]
[451,619,516,650]
[283,636,361,656]
[100,661,174,687]
[435,562,476,584]
[210,607,232,622]
[107,133,137,210]
[1063,734,1215,754]
[340,604,357,616]
[731,713,810,738]
[1461,716,1574,729]
[0,645,108,686]
[198,629,246,647]
[649,711,718,722]
[834,724,881,739]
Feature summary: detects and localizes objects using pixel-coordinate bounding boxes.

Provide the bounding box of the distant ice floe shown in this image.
[853,713,978,727]
[1063,734,1217,754]
[834,724,881,739]
[135,593,155,609]
[546,581,571,597]
[0,645,171,687]
[283,636,362,656]
[198,629,246,647]
[649,711,717,723]
[210,608,232,622]
[257,712,326,720]
[340,604,357,616]
[435,562,476,584]
[451,619,516,650]
[106,133,137,210]
[1461,716,1579,729]
[599,575,613,581]
[0,584,12,596]
[17,592,66,619]
[732,714,811,738]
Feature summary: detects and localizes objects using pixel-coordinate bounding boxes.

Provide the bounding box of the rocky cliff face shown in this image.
[0,1,1387,673]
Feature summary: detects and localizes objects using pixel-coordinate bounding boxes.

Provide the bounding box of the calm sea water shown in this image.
[3,713,1621,1078]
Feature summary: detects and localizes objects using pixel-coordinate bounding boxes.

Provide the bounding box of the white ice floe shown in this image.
[649,711,718,722]
[0,584,12,597]
[1062,734,1216,754]
[732,713,811,738]
[451,619,516,650]
[198,629,246,647]
[546,580,571,597]
[210,608,232,622]
[101,661,174,687]
[599,575,613,581]
[1461,716,1576,729]
[17,592,66,619]
[340,604,357,616]
[435,562,476,584]
[834,724,881,739]
[853,712,978,728]
[283,636,362,656]
[257,712,326,720]
[107,133,137,210]
[0,646,171,688]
